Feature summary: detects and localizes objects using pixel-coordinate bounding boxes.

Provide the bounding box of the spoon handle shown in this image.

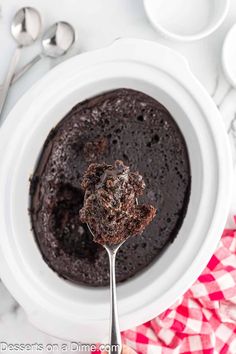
[11,53,42,84]
[107,248,122,354]
[0,47,21,122]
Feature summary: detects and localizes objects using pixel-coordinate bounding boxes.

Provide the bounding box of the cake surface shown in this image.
[30,88,191,286]
[80,160,156,245]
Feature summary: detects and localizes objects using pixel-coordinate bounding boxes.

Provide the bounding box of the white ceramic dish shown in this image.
[0,39,233,342]
[222,24,236,87]
[144,0,230,42]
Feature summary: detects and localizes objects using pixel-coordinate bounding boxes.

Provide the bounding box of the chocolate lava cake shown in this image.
[80,160,157,245]
[30,88,191,287]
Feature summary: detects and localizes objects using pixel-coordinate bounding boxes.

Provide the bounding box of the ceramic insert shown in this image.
[30,88,191,287]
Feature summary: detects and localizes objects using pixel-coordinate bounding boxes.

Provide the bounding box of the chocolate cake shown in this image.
[30,88,191,287]
[80,160,156,245]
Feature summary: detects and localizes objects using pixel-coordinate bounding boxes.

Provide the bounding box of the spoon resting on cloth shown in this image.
[80,160,157,354]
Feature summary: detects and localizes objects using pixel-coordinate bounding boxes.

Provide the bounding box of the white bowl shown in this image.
[0,39,233,342]
[222,24,236,87]
[144,0,230,42]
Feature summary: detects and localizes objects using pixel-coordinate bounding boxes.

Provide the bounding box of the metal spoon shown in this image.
[87,224,124,354]
[11,21,76,84]
[0,7,41,120]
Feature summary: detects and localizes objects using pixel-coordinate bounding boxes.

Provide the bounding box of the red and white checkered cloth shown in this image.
[120,217,236,354]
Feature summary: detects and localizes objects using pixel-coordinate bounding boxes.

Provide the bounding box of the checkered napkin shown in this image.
[120,217,236,354]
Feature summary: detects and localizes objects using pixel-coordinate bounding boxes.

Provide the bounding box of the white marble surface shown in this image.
[0,0,236,352]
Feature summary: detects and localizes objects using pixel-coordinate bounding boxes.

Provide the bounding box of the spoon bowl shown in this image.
[0,7,41,121]
[6,21,76,85]
[42,21,76,58]
[11,7,42,47]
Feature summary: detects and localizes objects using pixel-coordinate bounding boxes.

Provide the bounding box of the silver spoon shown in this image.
[87,224,124,354]
[11,21,76,84]
[0,7,41,120]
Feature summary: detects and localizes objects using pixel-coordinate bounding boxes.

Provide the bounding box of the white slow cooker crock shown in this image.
[0,39,233,342]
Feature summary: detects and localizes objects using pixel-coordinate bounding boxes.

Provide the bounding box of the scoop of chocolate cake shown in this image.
[80,160,156,245]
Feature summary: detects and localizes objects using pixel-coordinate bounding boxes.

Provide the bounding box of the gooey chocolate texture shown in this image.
[80,160,156,245]
[30,88,191,287]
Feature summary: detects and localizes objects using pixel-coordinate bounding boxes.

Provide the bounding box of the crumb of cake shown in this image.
[83,137,108,162]
[80,160,157,245]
